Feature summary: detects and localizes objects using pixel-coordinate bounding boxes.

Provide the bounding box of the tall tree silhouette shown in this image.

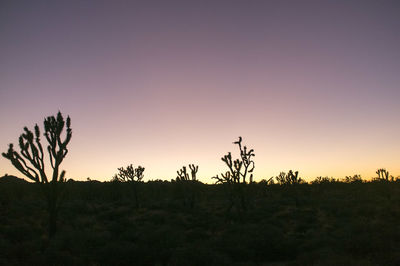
[2,111,72,237]
[213,136,255,212]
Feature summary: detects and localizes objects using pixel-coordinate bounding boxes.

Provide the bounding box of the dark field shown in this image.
[1,178,400,265]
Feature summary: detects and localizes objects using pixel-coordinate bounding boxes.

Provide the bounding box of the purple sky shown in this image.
[1,0,399,182]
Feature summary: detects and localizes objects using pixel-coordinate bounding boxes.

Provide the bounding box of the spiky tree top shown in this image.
[2,111,72,183]
[176,164,199,181]
[116,164,145,182]
[188,164,198,181]
[275,170,303,185]
[215,136,255,184]
[376,168,390,181]
[177,166,189,181]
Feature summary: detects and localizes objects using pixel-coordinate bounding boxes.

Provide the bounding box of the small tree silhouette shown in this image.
[2,111,72,237]
[213,136,255,184]
[176,164,198,181]
[176,166,189,181]
[376,168,393,181]
[175,164,199,209]
[275,170,304,207]
[275,170,303,185]
[113,164,144,208]
[213,136,255,212]
[189,164,198,181]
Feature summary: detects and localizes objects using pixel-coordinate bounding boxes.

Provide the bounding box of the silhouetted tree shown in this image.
[175,164,199,209]
[274,170,304,207]
[376,168,393,181]
[189,164,198,181]
[2,111,72,237]
[213,136,255,212]
[113,164,144,208]
[213,136,255,184]
[275,170,303,185]
[176,164,198,181]
[176,166,189,181]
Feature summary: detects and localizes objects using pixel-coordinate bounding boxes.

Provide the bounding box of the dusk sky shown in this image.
[1,0,399,182]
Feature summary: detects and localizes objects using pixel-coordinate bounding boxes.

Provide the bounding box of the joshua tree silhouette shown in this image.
[176,164,198,181]
[213,136,255,212]
[275,170,303,185]
[175,164,199,209]
[113,164,145,208]
[2,111,72,237]
[376,168,392,181]
[213,136,255,185]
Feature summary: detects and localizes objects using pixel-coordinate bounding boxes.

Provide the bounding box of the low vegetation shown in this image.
[1,175,400,265]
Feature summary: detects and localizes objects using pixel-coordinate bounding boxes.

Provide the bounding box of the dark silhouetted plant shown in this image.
[275,172,286,185]
[258,177,275,186]
[212,136,255,212]
[113,164,144,208]
[374,168,395,201]
[274,170,304,207]
[213,171,233,184]
[176,164,198,181]
[344,174,363,183]
[213,136,255,185]
[175,164,199,209]
[189,164,198,181]
[176,166,189,181]
[275,170,303,185]
[115,164,145,182]
[311,176,337,184]
[2,111,72,237]
[376,168,393,181]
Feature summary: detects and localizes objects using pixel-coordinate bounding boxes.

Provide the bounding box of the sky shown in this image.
[1,0,399,183]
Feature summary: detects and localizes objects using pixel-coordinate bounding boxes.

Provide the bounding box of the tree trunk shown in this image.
[46,182,59,238]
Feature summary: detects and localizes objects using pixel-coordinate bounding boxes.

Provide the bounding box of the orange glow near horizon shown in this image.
[2,125,400,183]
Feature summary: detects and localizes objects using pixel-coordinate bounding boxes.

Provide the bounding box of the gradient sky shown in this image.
[1,0,399,183]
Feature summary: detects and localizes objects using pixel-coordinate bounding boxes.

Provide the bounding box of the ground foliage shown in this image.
[1,177,400,265]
